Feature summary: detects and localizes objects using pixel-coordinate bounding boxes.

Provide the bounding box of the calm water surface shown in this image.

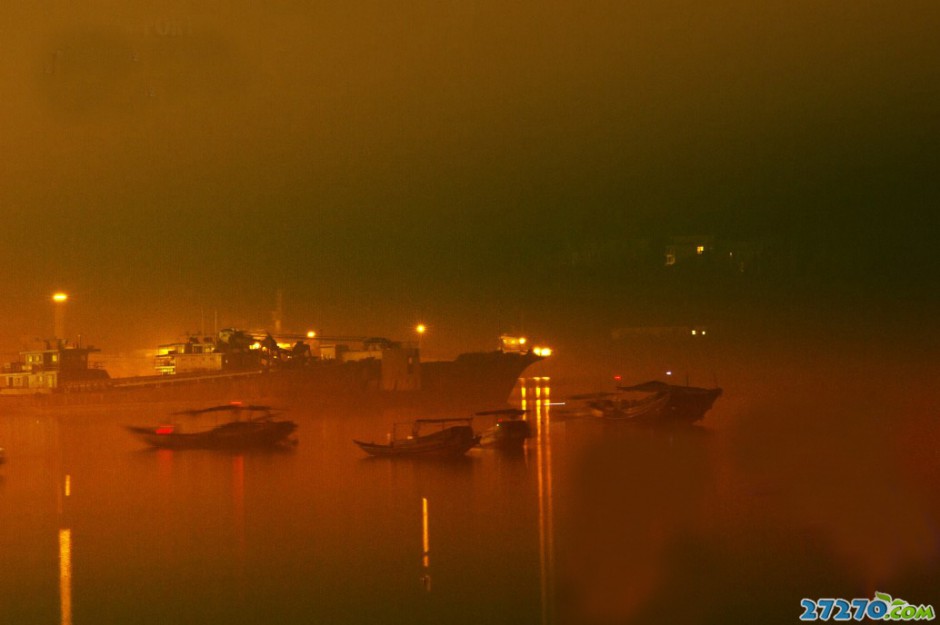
[2,367,938,625]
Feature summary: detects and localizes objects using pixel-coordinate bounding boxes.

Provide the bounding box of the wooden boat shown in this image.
[127,403,297,450]
[580,381,722,424]
[477,409,531,449]
[354,418,479,458]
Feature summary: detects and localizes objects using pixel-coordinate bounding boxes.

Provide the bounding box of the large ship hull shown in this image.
[7,351,543,415]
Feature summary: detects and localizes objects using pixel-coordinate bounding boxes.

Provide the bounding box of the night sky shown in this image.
[1,1,938,355]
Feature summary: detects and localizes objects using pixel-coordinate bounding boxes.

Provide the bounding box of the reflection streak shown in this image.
[532,378,555,625]
[58,528,72,625]
[421,496,431,591]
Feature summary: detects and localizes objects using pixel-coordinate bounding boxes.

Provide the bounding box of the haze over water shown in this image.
[2,0,938,622]
[2,311,938,624]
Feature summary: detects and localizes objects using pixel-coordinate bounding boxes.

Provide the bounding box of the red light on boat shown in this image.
[614,375,622,381]
[156,425,174,435]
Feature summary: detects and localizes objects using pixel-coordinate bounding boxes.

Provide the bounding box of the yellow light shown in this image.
[251,342,261,349]
[306,330,316,339]
[64,475,71,498]
[519,337,527,345]
[692,329,697,335]
[533,347,541,356]
[416,324,426,335]
[53,293,68,303]
[535,347,552,357]
[59,528,72,625]
[696,245,704,254]
[422,497,430,568]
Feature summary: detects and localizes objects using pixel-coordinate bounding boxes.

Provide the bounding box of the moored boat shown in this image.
[4,333,547,414]
[354,418,479,458]
[477,408,531,449]
[576,381,722,424]
[127,403,297,450]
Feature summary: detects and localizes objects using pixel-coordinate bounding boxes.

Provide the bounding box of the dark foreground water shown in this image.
[2,346,939,625]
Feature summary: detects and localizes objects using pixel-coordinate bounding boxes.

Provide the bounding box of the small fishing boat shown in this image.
[477,409,531,449]
[354,418,479,458]
[576,381,722,424]
[127,403,297,450]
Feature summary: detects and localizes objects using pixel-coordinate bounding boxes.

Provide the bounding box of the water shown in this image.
[2,362,938,624]
[0,389,556,625]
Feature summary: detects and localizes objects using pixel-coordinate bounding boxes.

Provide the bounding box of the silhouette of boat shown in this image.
[354,418,479,457]
[127,403,297,450]
[576,381,722,424]
[477,408,531,449]
[3,333,546,415]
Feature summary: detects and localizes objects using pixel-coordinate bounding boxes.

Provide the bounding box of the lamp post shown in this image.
[52,292,68,341]
[415,324,426,352]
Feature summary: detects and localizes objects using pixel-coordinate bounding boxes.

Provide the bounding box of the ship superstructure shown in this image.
[1,332,546,413]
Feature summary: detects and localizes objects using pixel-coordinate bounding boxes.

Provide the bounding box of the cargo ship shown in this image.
[1,332,547,413]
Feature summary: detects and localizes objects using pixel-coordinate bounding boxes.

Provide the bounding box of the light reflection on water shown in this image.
[0,380,556,625]
[1,368,938,625]
[58,527,72,625]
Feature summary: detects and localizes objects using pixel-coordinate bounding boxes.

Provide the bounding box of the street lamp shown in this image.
[53,292,68,340]
[415,324,426,351]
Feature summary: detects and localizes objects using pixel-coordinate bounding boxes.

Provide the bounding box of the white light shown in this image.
[666,371,672,376]
[691,329,697,335]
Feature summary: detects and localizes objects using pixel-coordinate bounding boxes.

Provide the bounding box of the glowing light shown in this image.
[691,329,697,335]
[614,375,621,381]
[696,245,704,254]
[53,293,68,303]
[534,347,552,357]
[251,342,261,349]
[64,475,71,498]
[519,337,527,344]
[59,528,72,625]
[422,497,429,568]
[666,371,673,376]
[156,425,174,435]
[702,330,707,335]
[415,324,426,335]
[306,330,316,338]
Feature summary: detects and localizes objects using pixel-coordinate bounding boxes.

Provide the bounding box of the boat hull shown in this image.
[127,420,297,450]
[589,383,722,424]
[9,351,542,415]
[354,425,479,458]
[479,419,532,449]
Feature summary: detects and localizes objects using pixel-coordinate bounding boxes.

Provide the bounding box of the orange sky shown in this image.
[1,1,937,351]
